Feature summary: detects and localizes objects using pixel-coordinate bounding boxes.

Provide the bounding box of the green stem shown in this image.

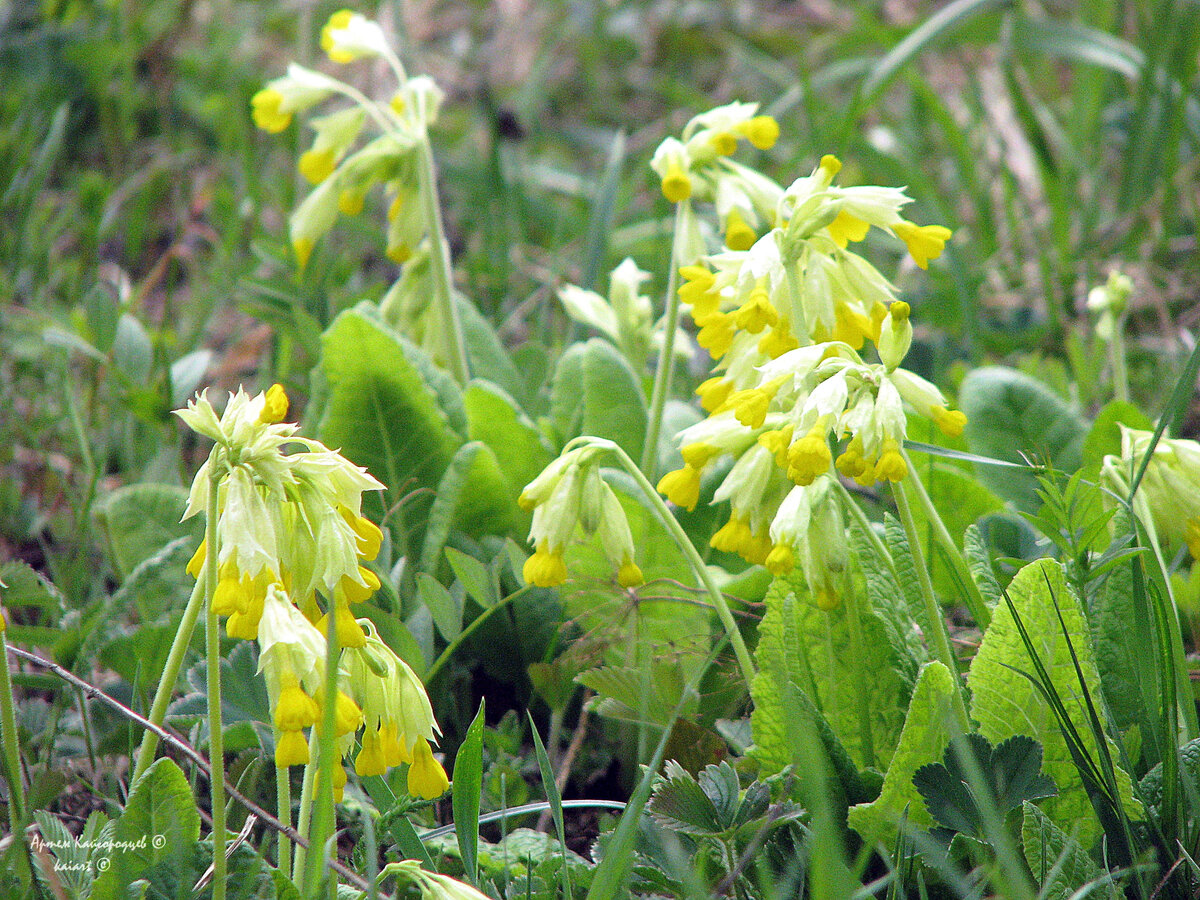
[901,449,992,629]
[424,587,526,683]
[417,138,470,385]
[204,465,228,900]
[276,745,292,876]
[640,203,685,475]
[892,478,969,730]
[0,630,26,831]
[1110,323,1130,405]
[293,760,317,885]
[572,437,757,688]
[132,576,206,782]
[302,609,343,898]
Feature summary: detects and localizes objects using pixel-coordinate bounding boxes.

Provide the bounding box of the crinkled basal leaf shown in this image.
[751,569,911,772]
[848,661,956,846]
[1022,801,1120,900]
[849,519,925,684]
[88,759,200,900]
[1138,737,1200,822]
[884,515,931,637]
[319,303,465,521]
[963,523,1002,608]
[959,366,1088,512]
[1089,508,1155,736]
[550,338,647,460]
[92,483,202,582]
[968,559,1142,847]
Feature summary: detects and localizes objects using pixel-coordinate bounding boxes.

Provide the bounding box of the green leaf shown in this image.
[648,759,723,836]
[884,515,934,643]
[318,304,465,521]
[849,518,927,680]
[444,547,498,609]
[167,641,272,751]
[458,296,529,408]
[529,710,572,899]
[0,561,64,649]
[415,573,461,642]
[113,313,153,385]
[92,483,201,581]
[453,700,485,886]
[1021,801,1121,900]
[911,734,1057,838]
[89,758,200,900]
[967,560,1142,846]
[959,367,1089,511]
[963,524,1002,609]
[463,380,554,500]
[419,441,515,573]
[550,338,647,459]
[848,661,957,846]
[750,570,910,772]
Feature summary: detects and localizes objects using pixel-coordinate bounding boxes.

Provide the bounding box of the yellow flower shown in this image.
[523,542,568,588]
[657,465,701,511]
[737,115,780,150]
[892,222,952,269]
[355,729,387,777]
[826,210,870,248]
[275,729,311,768]
[408,739,450,799]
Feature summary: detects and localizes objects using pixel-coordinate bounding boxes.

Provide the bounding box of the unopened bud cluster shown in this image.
[178,385,447,799]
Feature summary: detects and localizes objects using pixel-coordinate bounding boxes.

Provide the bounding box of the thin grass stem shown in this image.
[204,464,228,900]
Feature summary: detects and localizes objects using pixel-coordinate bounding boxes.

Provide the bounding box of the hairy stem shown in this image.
[204,464,228,900]
[276,746,292,875]
[892,478,969,730]
[571,436,757,688]
[640,203,686,475]
[902,449,991,629]
[0,630,26,832]
[417,138,470,385]
[132,576,205,782]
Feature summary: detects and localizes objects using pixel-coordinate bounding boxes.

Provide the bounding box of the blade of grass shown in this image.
[453,700,486,886]
[527,711,571,900]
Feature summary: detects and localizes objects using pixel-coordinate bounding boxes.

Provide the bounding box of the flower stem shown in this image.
[293,760,317,885]
[132,576,205,783]
[640,203,686,476]
[0,630,26,834]
[417,137,470,386]
[892,478,969,730]
[842,588,877,769]
[275,742,292,876]
[302,609,343,898]
[204,464,228,900]
[575,437,757,688]
[901,449,991,629]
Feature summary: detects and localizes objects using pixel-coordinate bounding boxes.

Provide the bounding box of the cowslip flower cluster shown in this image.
[252,10,451,360]
[1103,426,1200,560]
[518,445,643,589]
[649,115,962,607]
[178,385,447,798]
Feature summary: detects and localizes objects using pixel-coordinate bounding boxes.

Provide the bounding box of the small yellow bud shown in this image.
[211,570,250,617]
[274,685,320,732]
[338,190,365,216]
[186,539,207,579]
[820,154,842,177]
[299,148,337,184]
[739,116,780,150]
[889,300,911,323]
[710,514,752,554]
[389,93,406,115]
[275,729,311,768]
[657,466,701,512]
[695,377,734,413]
[892,222,952,269]
[827,210,870,248]
[787,430,832,485]
[523,542,568,587]
[661,162,692,204]
[617,559,644,588]
[724,209,757,252]
[765,543,795,575]
[932,406,967,438]
[381,722,411,766]
[258,383,289,424]
[320,10,357,63]
[317,604,368,649]
[815,587,841,611]
[293,237,315,271]
[875,440,908,482]
[408,740,450,799]
[386,243,413,265]
[251,88,291,133]
[356,730,387,777]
